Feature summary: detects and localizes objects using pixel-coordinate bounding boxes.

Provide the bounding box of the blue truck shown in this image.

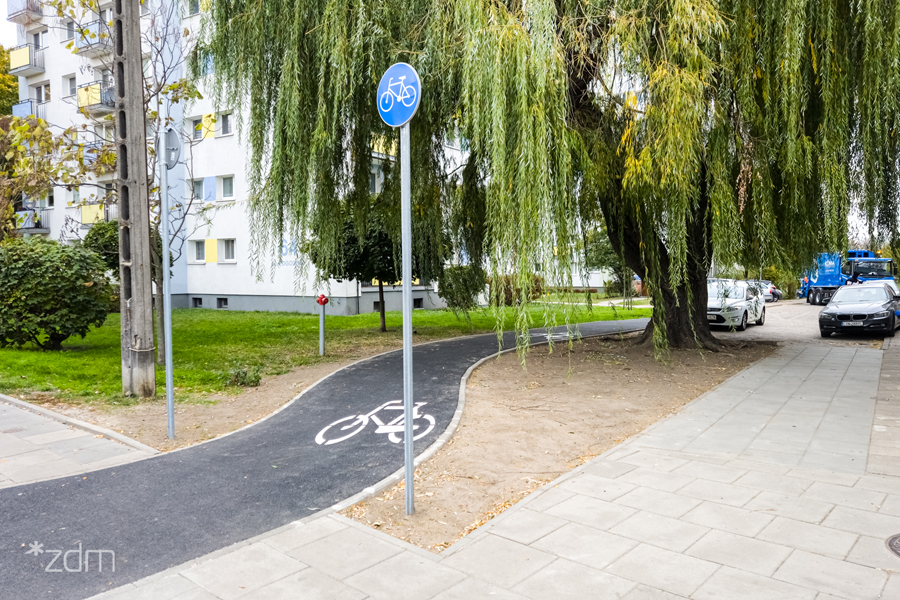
[801,250,896,305]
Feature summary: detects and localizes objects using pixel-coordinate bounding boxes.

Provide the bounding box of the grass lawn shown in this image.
[0,305,650,405]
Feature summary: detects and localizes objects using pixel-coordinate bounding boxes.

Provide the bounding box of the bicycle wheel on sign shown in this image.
[401,86,417,108]
[315,415,368,446]
[379,91,394,113]
[388,414,436,444]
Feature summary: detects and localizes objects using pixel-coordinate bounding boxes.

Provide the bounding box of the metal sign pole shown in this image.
[159,128,179,440]
[376,62,420,516]
[400,122,415,515]
[159,141,174,439]
[320,302,326,356]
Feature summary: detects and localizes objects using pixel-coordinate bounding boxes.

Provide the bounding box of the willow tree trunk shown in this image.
[378,281,387,333]
[602,173,720,351]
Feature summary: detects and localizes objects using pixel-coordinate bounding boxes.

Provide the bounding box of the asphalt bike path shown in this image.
[0,318,647,600]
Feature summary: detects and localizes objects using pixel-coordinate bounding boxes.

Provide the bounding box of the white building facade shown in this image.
[8,0,448,316]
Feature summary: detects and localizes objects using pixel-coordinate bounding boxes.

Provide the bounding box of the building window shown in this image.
[34,84,50,103]
[369,172,377,194]
[65,22,75,41]
[222,239,235,261]
[192,297,202,308]
[216,298,228,309]
[373,301,381,311]
[192,118,202,140]
[33,31,47,49]
[413,298,423,309]
[46,190,54,208]
[72,186,80,204]
[222,176,233,199]
[141,1,150,15]
[193,240,205,261]
[188,0,200,15]
[66,76,76,97]
[220,113,232,135]
[192,179,203,200]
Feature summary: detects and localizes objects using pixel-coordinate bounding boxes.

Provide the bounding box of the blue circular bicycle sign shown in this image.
[377,63,421,128]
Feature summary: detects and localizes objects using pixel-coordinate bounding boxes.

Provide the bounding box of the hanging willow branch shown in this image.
[199,0,900,355]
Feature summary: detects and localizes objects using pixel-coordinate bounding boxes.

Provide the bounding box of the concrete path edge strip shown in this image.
[0,393,159,455]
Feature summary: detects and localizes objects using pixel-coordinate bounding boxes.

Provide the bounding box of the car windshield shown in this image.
[708,282,745,301]
[852,261,893,277]
[831,286,889,303]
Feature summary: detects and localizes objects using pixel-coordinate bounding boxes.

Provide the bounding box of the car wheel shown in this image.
[820,330,832,338]
[813,290,822,305]
[756,307,765,326]
[737,312,748,331]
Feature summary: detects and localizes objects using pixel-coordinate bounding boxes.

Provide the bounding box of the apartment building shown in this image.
[7,0,448,315]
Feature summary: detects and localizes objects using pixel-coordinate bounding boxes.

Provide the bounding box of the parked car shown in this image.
[747,280,773,302]
[858,279,900,317]
[707,280,766,331]
[748,279,782,302]
[818,283,900,338]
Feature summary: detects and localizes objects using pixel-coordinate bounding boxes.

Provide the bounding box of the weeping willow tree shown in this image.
[200,0,900,355]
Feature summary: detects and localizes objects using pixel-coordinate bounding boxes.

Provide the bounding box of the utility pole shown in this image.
[114,0,156,397]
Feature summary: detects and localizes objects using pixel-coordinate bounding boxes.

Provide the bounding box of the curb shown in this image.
[0,393,159,455]
[315,322,648,517]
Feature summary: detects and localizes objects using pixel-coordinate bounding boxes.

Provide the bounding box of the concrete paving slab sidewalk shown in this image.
[90,342,900,600]
[0,399,156,488]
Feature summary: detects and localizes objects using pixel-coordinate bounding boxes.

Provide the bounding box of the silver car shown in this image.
[707,280,766,331]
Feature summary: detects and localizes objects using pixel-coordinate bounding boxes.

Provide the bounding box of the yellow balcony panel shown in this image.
[77,81,114,114]
[9,46,28,69]
[81,204,103,225]
[8,44,43,76]
[204,239,218,263]
[202,114,215,139]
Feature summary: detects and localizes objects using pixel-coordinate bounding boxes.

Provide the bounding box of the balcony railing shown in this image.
[8,44,44,76]
[104,203,118,222]
[14,207,49,232]
[11,99,47,120]
[77,81,115,114]
[7,0,41,23]
[12,99,33,118]
[75,20,111,56]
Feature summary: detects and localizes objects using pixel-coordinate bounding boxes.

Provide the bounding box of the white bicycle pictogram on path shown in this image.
[315,400,436,446]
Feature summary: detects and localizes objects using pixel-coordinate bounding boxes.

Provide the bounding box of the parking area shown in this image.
[711,299,886,347]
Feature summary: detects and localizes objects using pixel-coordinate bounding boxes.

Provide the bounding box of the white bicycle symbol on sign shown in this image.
[315,400,436,446]
[379,76,418,113]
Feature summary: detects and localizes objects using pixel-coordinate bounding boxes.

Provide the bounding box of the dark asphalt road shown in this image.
[0,318,647,600]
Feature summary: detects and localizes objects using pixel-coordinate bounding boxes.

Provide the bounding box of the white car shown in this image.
[706,280,766,331]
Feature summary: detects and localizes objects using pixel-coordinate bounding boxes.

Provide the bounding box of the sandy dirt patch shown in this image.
[341,335,775,552]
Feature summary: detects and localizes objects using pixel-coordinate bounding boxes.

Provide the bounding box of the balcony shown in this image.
[7,0,41,24]
[14,207,49,234]
[11,98,47,120]
[75,20,112,57]
[104,203,118,222]
[77,81,115,115]
[8,44,44,77]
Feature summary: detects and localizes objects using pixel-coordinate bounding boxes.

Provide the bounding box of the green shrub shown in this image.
[220,365,262,387]
[0,237,112,350]
[488,274,544,306]
[437,265,486,315]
